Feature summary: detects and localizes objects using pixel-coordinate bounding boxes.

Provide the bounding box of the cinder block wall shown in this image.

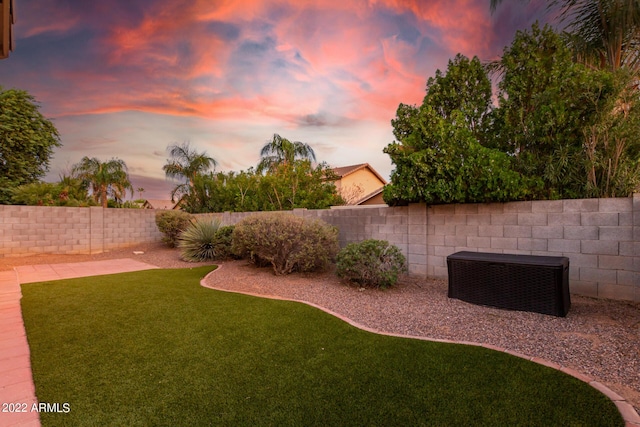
[1,195,638,301]
[413,195,639,301]
[307,206,409,255]
[102,208,163,251]
[0,205,162,256]
[1,205,92,256]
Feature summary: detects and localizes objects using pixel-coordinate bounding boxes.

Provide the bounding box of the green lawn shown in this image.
[21,266,623,426]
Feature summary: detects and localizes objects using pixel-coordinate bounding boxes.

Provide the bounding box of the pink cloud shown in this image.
[19,2,82,37]
[15,0,544,147]
[386,0,496,55]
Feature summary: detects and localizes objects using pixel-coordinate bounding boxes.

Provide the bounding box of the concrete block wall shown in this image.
[0,205,162,257]
[228,197,637,302]
[412,197,638,301]
[1,205,93,256]
[1,195,638,301]
[215,207,411,256]
[102,208,163,251]
[307,206,409,256]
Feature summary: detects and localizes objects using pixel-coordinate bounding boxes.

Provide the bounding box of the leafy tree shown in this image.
[0,87,61,203]
[582,69,640,197]
[421,54,493,138]
[179,162,343,213]
[392,54,492,149]
[163,142,217,202]
[257,134,316,173]
[490,23,623,198]
[257,161,343,210]
[180,170,259,214]
[11,176,92,207]
[384,107,539,205]
[391,103,420,143]
[201,169,261,213]
[384,54,538,205]
[71,157,133,208]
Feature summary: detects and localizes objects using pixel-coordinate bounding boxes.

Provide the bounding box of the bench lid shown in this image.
[447,251,569,267]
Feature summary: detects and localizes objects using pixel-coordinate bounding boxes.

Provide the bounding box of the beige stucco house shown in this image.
[330,163,387,205]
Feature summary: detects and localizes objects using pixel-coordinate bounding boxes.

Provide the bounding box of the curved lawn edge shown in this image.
[200,265,640,426]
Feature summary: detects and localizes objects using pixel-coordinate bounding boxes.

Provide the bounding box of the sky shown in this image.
[0,0,549,200]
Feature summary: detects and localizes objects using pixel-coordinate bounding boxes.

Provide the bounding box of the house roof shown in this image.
[356,187,385,205]
[142,199,176,210]
[330,163,387,185]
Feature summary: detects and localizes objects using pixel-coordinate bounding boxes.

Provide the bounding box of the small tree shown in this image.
[155,210,194,248]
[257,134,316,173]
[71,157,134,208]
[0,87,61,204]
[257,161,344,210]
[11,175,91,206]
[163,142,217,204]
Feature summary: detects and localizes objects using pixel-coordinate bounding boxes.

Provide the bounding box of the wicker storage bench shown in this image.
[446,251,570,317]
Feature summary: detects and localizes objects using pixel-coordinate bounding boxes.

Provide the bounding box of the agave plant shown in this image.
[178,217,224,262]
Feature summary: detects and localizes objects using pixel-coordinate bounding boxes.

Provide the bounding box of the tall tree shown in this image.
[490,0,640,74]
[0,87,61,203]
[490,23,620,198]
[421,54,493,137]
[384,54,538,206]
[555,0,640,73]
[71,157,133,208]
[163,142,217,202]
[257,134,316,173]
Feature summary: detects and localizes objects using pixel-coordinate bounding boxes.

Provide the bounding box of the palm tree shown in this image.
[163,142,217,201]
[257,134,316,173]
[490,0,640,74]
[71,157,133,208]
[58,173,91,205]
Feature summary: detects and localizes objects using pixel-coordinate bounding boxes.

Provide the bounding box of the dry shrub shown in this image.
[232,213,339,275]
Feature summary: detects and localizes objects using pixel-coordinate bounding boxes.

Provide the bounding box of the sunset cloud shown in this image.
[0,0,546,198]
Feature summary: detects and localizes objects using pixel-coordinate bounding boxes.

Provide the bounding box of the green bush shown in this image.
[336,239,407,288]
[213,225,236,260]
[155,210,194,248]
[231,213,339,275]
[178,218,233,262]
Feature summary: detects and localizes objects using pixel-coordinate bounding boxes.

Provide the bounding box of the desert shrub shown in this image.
[231,213,339,275]
[178,218,233,262]
[155,210,194,248]
[335,239,407,288]
[213,225,236,259]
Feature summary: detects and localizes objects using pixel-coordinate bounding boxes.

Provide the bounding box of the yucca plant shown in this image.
[178,218,224,262]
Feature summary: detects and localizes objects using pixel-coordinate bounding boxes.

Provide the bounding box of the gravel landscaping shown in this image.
[3,242,639,413]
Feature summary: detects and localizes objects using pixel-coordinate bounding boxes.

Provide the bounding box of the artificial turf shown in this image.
[20,266,623,426]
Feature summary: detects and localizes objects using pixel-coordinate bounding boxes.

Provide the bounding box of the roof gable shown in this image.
[330,163,387,185]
